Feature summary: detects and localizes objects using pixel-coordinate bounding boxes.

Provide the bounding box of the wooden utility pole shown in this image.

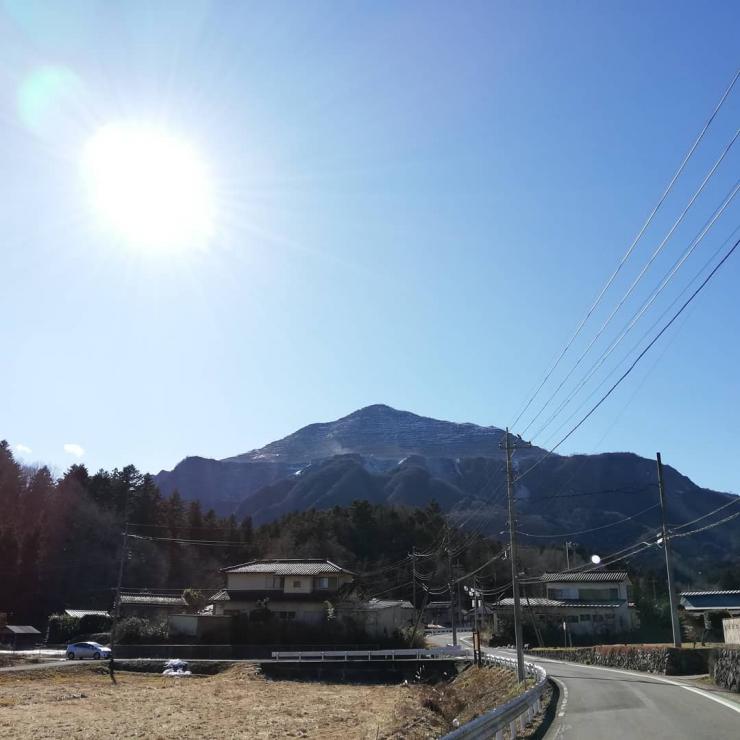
[472,578,481,666]
[109,484,132,678]
[656,452,682,647]
[411,546,417,609]
[501,428,530,683]
[447,546,457,646]
[565,540,573,570]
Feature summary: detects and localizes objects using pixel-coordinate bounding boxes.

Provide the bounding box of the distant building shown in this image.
[679,590,740,618]
[210,559,354,624]
[336,598,416,638]
[424,600,453,627]
[680,590,740,642]
[119,592,188,620]
[0,625,41,649]
[493,571,638,639]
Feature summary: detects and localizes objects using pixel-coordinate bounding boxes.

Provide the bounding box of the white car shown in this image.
[66,641,111,660]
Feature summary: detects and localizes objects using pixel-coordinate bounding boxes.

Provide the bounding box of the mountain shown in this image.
[154,405,739,560]
[223,404,521,463]
[155,404,536,512]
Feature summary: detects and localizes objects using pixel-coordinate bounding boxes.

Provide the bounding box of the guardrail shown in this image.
[441,654,548,740]
[424,627,475,636]
[270,646,467,662]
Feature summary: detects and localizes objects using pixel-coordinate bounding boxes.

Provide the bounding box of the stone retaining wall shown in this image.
[710,648,740,692]
[528,645,711,676]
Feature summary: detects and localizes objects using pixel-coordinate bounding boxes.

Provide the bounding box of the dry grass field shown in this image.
[0,663,530,739]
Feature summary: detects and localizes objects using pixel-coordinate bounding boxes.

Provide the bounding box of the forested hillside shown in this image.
[2,440,737,629]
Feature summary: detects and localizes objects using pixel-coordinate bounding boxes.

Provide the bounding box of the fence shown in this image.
[270,646,467,662]
[112,643,379,660]
[441,654,548,740]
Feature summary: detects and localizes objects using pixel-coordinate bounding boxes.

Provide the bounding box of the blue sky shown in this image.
[1,1,738,494]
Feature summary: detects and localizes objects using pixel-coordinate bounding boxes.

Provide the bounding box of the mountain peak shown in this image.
[223,404,508,465]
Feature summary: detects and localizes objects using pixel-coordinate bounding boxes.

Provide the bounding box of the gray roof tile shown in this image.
[221,559,353,576]
[540,571,629,583]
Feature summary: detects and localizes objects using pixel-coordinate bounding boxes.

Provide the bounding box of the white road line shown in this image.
[523,654,740,716]
[557,678,569,718]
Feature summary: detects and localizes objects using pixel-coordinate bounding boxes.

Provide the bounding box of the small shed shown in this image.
[0,625,42,649]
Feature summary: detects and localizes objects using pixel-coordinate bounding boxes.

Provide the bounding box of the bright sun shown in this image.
[82,123,214,252]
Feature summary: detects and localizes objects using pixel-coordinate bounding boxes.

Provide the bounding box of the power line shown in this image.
[523,129,739,439]
[517,503,660,538]
[528,482,657,501]
[514,234,740,484]
[128,533,249,547]
[669,496,740,532]
[510,67,739,430]
[531,181,739,442]
[671,510,740,539]
[539,223,740,449]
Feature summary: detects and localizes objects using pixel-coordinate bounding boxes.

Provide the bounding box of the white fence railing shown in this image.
[441,654,548,740]
[270,646,467,662]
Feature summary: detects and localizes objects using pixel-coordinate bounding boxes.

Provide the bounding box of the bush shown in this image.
[46,614,81,644]
[112,617,168,644]
[79,614,112,635]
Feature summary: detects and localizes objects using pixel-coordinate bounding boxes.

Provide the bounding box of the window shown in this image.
[292,580,301,588]
[316,577,329,590]
[566,616,579,623]
[278,611,296,621]
[579,614,592,622]
[594,614,604,622]
[270,576,284,589]
[315,576,338,590]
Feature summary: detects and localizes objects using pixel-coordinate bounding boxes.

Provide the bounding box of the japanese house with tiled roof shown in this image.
[210,559,355,624]
[493,571,639,639]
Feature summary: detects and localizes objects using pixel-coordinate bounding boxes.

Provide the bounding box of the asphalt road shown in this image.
[429,635,740,739]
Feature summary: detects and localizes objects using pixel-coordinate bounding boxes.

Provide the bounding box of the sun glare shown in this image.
[82,123,214,252]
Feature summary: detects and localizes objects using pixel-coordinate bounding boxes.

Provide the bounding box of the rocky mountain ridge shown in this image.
[154,404,738,558]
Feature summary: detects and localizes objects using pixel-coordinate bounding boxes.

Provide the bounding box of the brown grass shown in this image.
[0,663,542,739]
[0,664,433,739]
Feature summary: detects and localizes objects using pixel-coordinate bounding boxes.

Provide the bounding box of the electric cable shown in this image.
[510,67,739,430]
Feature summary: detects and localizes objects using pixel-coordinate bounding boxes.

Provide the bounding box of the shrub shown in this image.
[46,614,81,644]
[79,614,112,635]
[112,617,168,644]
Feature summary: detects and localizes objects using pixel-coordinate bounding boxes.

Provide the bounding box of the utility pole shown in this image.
[564,540,573,570]
[472,578,481,666]
[501,427,530,683]
[411,546,417,609]
[109,484,132,675]
[656,452,682,647]
[447,545,457,646]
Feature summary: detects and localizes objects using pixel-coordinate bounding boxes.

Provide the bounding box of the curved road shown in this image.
[430,634,740,738]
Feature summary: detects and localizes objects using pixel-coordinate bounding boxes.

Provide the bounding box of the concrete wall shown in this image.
[723,617,740,645]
